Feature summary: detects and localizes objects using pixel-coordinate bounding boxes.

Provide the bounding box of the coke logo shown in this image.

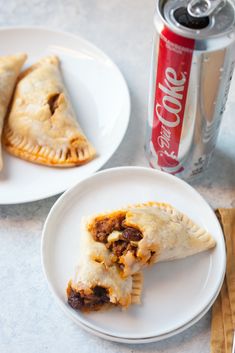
[150,27,194,173]
[155,67,186,130]
[155,67,186,170]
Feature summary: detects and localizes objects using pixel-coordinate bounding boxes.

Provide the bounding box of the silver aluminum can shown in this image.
[145,0,235,180]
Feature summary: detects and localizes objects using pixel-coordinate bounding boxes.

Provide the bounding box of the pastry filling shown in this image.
[88,213,143,262]
[48,93,60,115]
[67,285,110,311]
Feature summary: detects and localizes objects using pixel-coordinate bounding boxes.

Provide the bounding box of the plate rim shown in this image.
[41,166,226,340]
[0,26,131,205]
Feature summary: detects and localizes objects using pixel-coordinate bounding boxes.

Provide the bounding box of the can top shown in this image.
[160,0,235,39]
[187,0,226,18]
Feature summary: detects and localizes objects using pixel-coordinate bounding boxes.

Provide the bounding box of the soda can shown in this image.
[145,0,235,179]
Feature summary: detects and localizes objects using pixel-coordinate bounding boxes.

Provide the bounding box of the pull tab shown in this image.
[187,0,226,17]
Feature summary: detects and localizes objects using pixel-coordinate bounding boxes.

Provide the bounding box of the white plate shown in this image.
[0,27,130,204]
[41,167,226,342]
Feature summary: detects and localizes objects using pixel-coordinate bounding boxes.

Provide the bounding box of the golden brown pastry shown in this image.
[0,53,27,170]
[3,56,96,167]
[67,219,142,312]
[87,202,216,277]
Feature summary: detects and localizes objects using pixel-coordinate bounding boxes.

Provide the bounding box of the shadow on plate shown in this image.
[0,150,11,181]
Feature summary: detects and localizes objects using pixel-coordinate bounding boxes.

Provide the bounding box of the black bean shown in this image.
[122,227,142,241]
[68,290,84,310]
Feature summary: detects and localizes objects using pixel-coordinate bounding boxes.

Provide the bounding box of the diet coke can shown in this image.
[145,0,235,179]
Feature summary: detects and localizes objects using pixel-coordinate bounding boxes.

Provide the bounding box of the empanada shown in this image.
[3,56,96,167]
[67,219,142,312]
[0,53,27,170]
[87,202,216,277]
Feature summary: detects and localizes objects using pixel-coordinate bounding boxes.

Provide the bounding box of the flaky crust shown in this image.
[3,55,96,167]
[0,53,27,170]
[123,202,215,275]
[68,218,142,310]
[87,201,216,277]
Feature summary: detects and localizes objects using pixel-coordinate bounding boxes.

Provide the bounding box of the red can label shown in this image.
[151,27,195,173]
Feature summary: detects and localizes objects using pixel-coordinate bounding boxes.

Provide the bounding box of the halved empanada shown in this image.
[0,53,27,170]
[87,202,216,277]
[3,56,96,167]
[67,219,142,312]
